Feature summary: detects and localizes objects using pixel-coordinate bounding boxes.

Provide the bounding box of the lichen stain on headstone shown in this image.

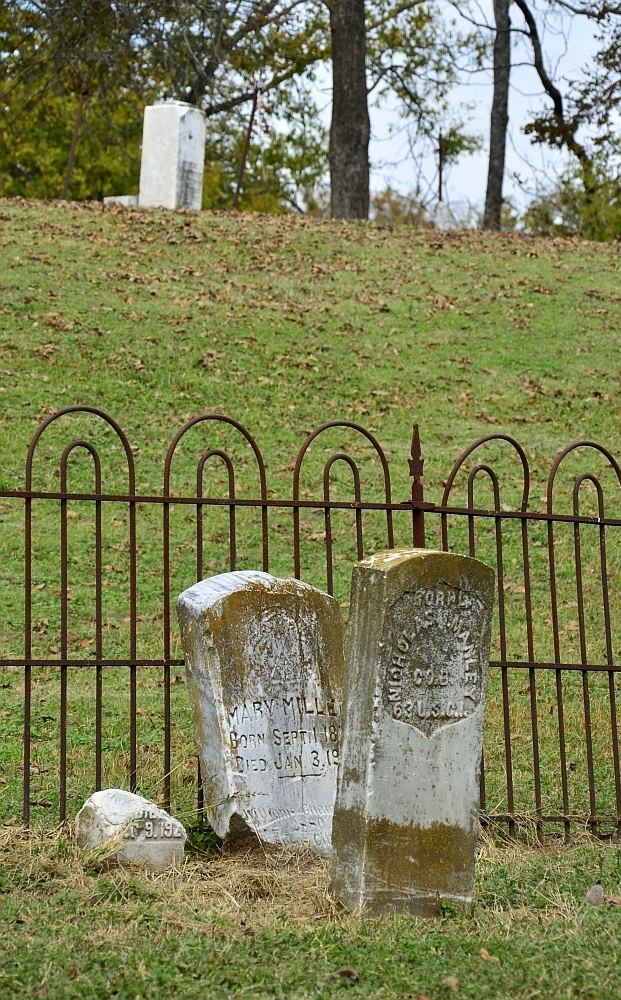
[333,810,478,897]
[177,572,345,855]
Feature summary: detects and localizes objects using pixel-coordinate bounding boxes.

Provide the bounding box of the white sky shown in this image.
[315,3,600,216]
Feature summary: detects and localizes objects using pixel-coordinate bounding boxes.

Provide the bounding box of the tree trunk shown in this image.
[483,1,511,231]
[233,85,260,208]
[329,0,370,220]
[62,74,89,200]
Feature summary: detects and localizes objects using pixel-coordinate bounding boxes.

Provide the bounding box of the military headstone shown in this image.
[330,549,495,916]
[138,100,206,210]
[177,572,345,855]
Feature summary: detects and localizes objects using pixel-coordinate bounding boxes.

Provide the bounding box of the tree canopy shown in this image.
[1,1,619,236]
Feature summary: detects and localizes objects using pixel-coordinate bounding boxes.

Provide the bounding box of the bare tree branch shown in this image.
[514,0,592,169]
[552,1,621,17]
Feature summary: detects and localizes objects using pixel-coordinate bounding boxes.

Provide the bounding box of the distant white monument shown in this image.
[429,201,460,231]
[138,100,206,211]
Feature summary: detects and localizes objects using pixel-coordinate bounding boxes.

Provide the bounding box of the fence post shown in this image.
[409,423,426,548]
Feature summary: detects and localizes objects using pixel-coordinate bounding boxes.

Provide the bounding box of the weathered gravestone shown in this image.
[177,572,345,854]
[330,549,495,916]
[75,789,186,869]
[138,100,206,210]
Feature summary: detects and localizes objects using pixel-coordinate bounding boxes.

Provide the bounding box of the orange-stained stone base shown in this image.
[330,809,477,916]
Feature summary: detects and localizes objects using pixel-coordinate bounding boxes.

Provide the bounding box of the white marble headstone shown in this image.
[330,549,495,916]
[177,572,345,855]
[138,100,206,210]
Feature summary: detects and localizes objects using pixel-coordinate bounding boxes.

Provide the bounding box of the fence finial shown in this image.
[409,424,425,547]
[409,424,424,497]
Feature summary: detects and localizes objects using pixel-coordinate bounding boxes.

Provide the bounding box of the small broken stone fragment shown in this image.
[75,789,186,869]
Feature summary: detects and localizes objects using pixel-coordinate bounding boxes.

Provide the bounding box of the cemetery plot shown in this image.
[0,409,618,838]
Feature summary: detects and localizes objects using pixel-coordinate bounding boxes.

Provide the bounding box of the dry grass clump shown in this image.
[174,844,336,926]
[1,825,335,935]
[3,822,618,942]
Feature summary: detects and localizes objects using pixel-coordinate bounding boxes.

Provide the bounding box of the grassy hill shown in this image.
[1,201,620,998]
[0,199,619,491]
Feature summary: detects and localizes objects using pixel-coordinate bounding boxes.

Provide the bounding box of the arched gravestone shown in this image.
[330,549,495,916]
[177,572,345,855]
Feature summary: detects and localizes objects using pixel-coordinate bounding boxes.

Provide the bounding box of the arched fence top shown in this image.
[547,440,621,513]
[59,440,103,491]
[163,414,268,499]
[196,449,236,496]
[572,473,606,518]
[292,420,393,503]
[323,453,363,502]
[25,406,135,491]
[441,434,530,510]
[466,464,502,507]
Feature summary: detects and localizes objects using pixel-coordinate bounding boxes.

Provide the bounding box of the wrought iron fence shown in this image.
[1,406,619,839]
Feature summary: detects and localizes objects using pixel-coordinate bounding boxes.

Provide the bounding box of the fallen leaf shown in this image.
[480,947,500,964]
[585,884,604,906]
[330,968,360,983]
[433,293,455,312]
[442,976,459,993]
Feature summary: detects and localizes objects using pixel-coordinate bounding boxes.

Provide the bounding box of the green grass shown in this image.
[1,829,621,999]
[0,200,620,996]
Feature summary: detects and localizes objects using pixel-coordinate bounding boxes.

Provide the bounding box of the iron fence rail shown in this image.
[1,407,619,839]
[4,488,621,526]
